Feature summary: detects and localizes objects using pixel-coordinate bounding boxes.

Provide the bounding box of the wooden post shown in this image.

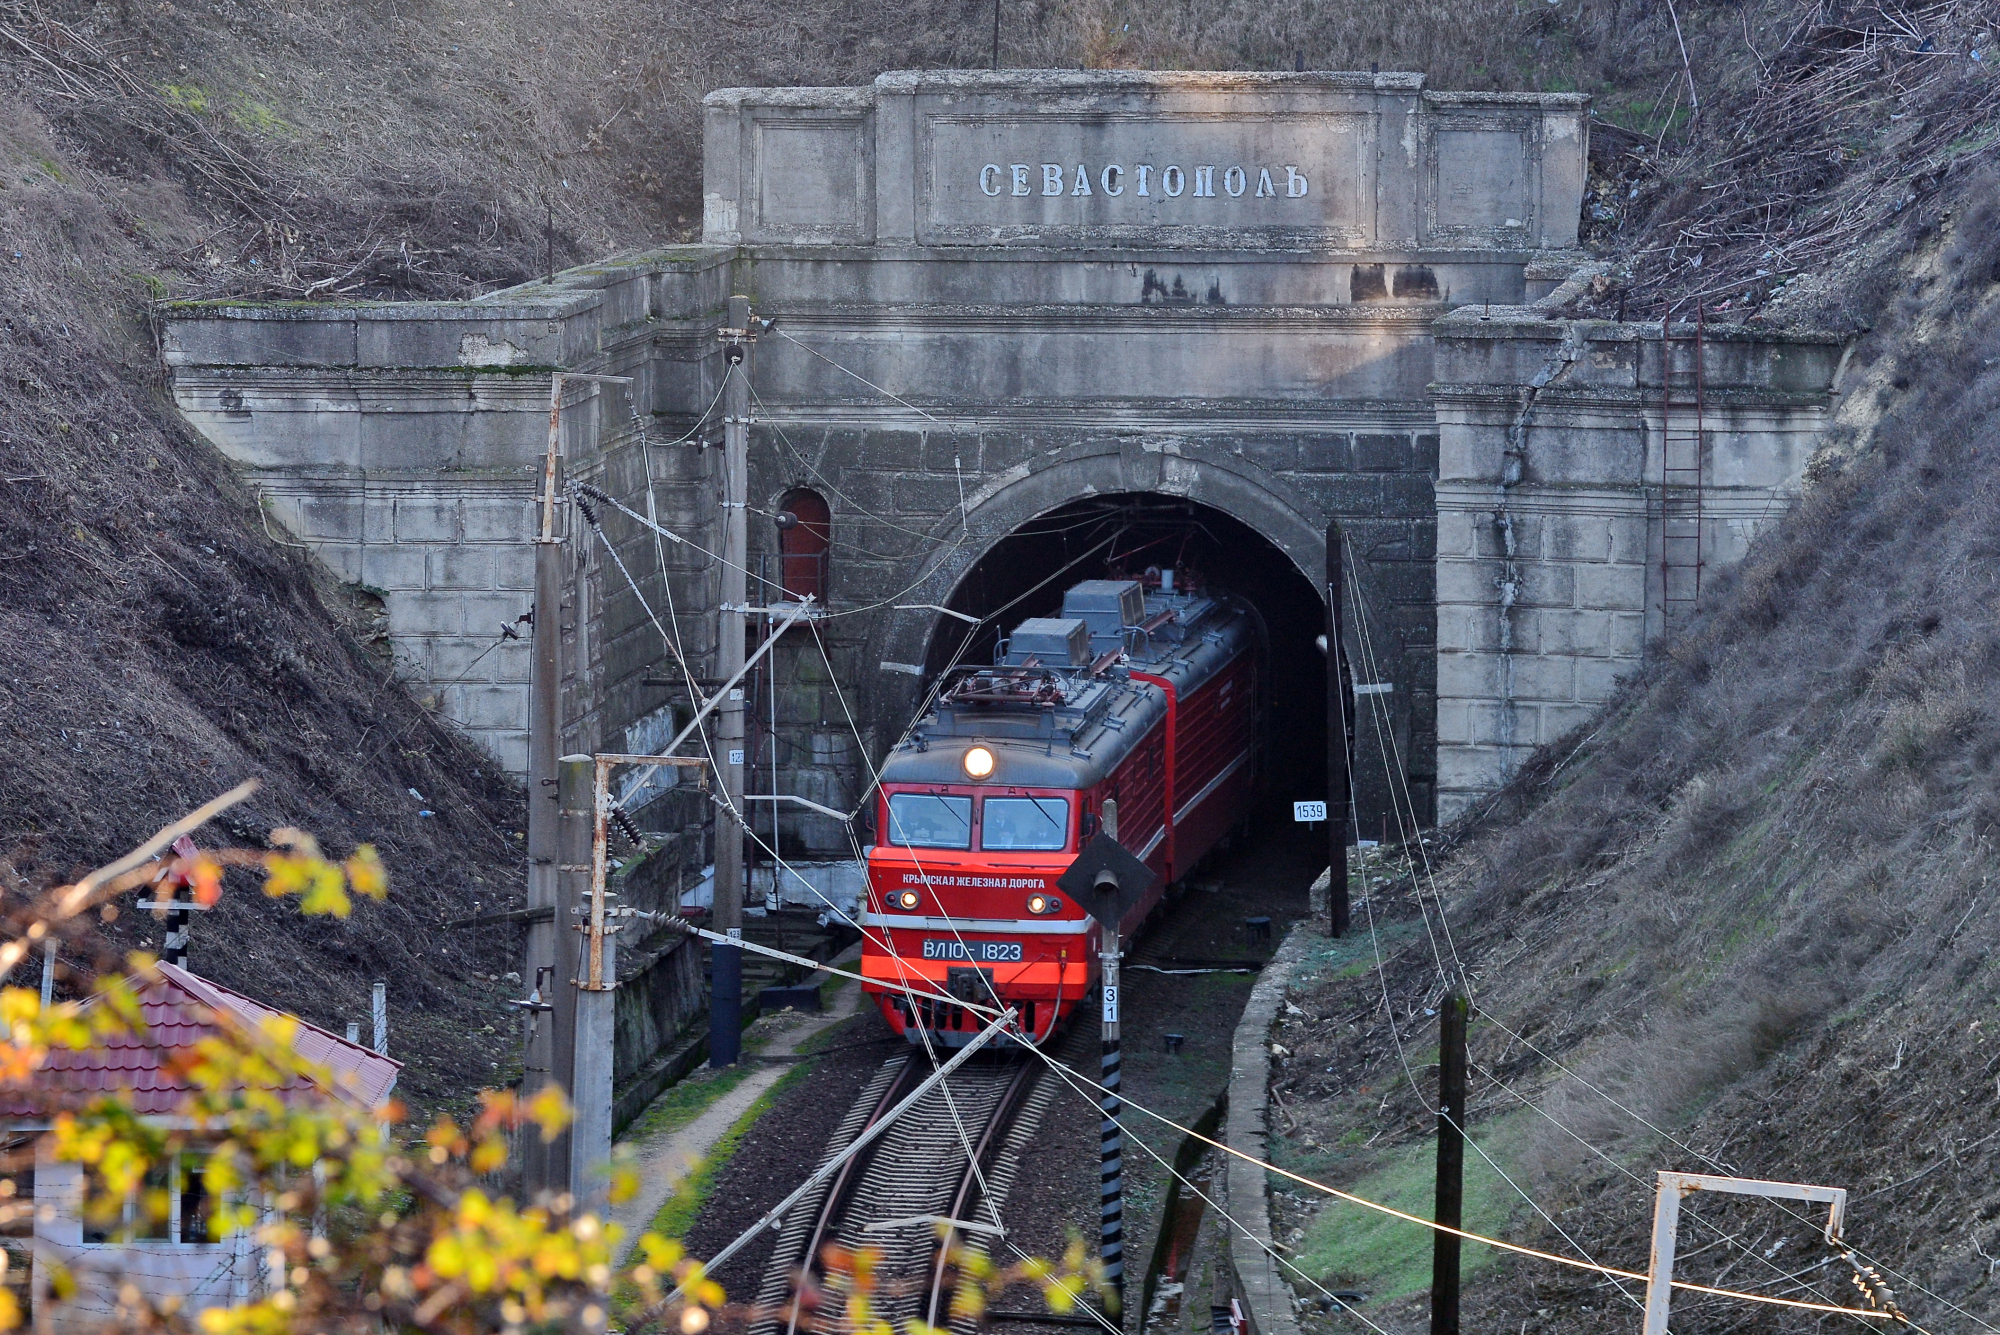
[1326,520,1354,937]
[1431,992,1469,1335]
[524,373,567,1198]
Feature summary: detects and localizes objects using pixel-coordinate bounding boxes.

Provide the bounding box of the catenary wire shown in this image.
[1338,538,1844,1314]
[1028,1050,1397,1335]
[1017,1040,1905,1325]
[1333,531,1941,1326]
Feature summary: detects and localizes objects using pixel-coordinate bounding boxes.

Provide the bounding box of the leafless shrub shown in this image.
[1521,984,1825,1184]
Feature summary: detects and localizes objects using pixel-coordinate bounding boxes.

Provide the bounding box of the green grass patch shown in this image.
[620,1020,790,1143]
[160,83,209,113]
[1294,919,1424,988]
[228,98,289,134]
[1288,1110,1530,1303]
[646,1057,817,1241]
[624,1063,760,1143]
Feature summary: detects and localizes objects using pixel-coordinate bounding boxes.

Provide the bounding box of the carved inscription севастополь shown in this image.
[974,162,1312,200]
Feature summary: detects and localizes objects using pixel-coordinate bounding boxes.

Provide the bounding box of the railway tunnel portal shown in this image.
[158,68,1846,874]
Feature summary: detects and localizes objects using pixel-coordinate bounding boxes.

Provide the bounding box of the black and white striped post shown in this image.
[1098,798,1124,1320]
[163,892,191,967]
[1057,804,1157,1329]
[140,835,203,969]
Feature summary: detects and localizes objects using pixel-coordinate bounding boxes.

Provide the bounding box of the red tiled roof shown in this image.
[0,963,400,1117]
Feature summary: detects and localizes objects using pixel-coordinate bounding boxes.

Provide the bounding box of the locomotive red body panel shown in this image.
[860,576,1263,1045]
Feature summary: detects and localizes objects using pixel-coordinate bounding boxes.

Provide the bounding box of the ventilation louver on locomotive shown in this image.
[1000,617,1091,667]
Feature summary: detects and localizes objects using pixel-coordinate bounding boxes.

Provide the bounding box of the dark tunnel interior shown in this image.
[918,493,1330,819]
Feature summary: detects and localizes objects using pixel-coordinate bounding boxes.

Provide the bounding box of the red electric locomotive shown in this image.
[860,572,1264,1044]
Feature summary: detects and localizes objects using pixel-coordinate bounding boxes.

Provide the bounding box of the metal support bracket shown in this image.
[1645,1172,1849,1335]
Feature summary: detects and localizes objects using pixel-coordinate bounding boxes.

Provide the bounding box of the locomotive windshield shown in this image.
[886,793,973,848]
[981,797,1070,851]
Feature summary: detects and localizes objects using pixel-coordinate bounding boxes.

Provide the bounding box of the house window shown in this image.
[82,1150,211,1245]
[777,489,830,603]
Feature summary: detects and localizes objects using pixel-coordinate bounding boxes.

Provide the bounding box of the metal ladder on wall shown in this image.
[1660,309,1707,618]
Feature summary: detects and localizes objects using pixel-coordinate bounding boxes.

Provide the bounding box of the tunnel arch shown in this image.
[863,438,1330,695]
[852,437,1429,833]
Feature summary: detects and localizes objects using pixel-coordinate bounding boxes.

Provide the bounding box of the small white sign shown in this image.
[1355,682,1395,696]
[1102,985,1119,1022]
[1293,800,1328,823]
[728,749,746,766]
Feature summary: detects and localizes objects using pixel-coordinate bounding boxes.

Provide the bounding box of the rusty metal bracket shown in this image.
[586,753,712,991]
[1644,1172,1850,1335]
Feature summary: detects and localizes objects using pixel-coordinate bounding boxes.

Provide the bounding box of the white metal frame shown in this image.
[1644,1172,1847,1335]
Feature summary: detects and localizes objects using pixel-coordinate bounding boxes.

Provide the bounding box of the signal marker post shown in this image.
[1058,803,1157,1328]
[1099,801,1123,1321]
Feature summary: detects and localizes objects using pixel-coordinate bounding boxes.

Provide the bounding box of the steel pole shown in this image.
[1326,520,1354,937]
[710,296,753,1067]
[523,374,568,1199]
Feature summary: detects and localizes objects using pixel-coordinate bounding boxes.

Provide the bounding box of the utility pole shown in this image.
[567,754,616,1216]
[710,296,755,1068]
[1326,519,1354,937]
[523,373,569,1199]
[1431,991,1469,1335]
[522,370,629,1197]
[1097,800,1125,1322]
[544,752,593,1196]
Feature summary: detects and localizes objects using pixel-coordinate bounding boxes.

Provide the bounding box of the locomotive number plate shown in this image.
[922,939,1023,963]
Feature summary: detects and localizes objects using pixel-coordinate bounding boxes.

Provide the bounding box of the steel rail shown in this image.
[924,1055,1038,1330]
[782,1056,926,1335]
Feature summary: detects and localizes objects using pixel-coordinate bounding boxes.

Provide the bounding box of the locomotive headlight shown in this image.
[896,890,922,910]
[1027,893,1062,915]
[962,745,995,780]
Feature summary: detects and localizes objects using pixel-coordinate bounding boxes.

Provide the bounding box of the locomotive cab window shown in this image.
[886,793,973,849]
[981,797,1071,851]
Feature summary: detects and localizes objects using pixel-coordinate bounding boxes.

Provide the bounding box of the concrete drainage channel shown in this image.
[1128,875,1325,1335]
[1217,911,1317,1335]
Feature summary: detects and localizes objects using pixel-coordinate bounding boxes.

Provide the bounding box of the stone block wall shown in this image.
[159,70,1853,844]
[161,253,733,772]
[1431,310,1846,818]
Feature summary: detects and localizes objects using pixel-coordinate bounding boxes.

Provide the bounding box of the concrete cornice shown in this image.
[751,400,1438,429]
[1437,487,1791,518]
[242,468,541,489]
[773,302,1446,332]
[735,242,1551,264]
[871,69,1428,94]
[1434,306,1849,345]
[1432,383,1836,411]
[160,293,604,323]
[1423,89,1590,108]
[170,367,578,395]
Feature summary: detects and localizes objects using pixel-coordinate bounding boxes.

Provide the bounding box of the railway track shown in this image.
[748,1040,1064,1335]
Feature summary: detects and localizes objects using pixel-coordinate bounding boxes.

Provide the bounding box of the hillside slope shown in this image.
[1270,41,2000,1335]
[0,98,529,1115]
